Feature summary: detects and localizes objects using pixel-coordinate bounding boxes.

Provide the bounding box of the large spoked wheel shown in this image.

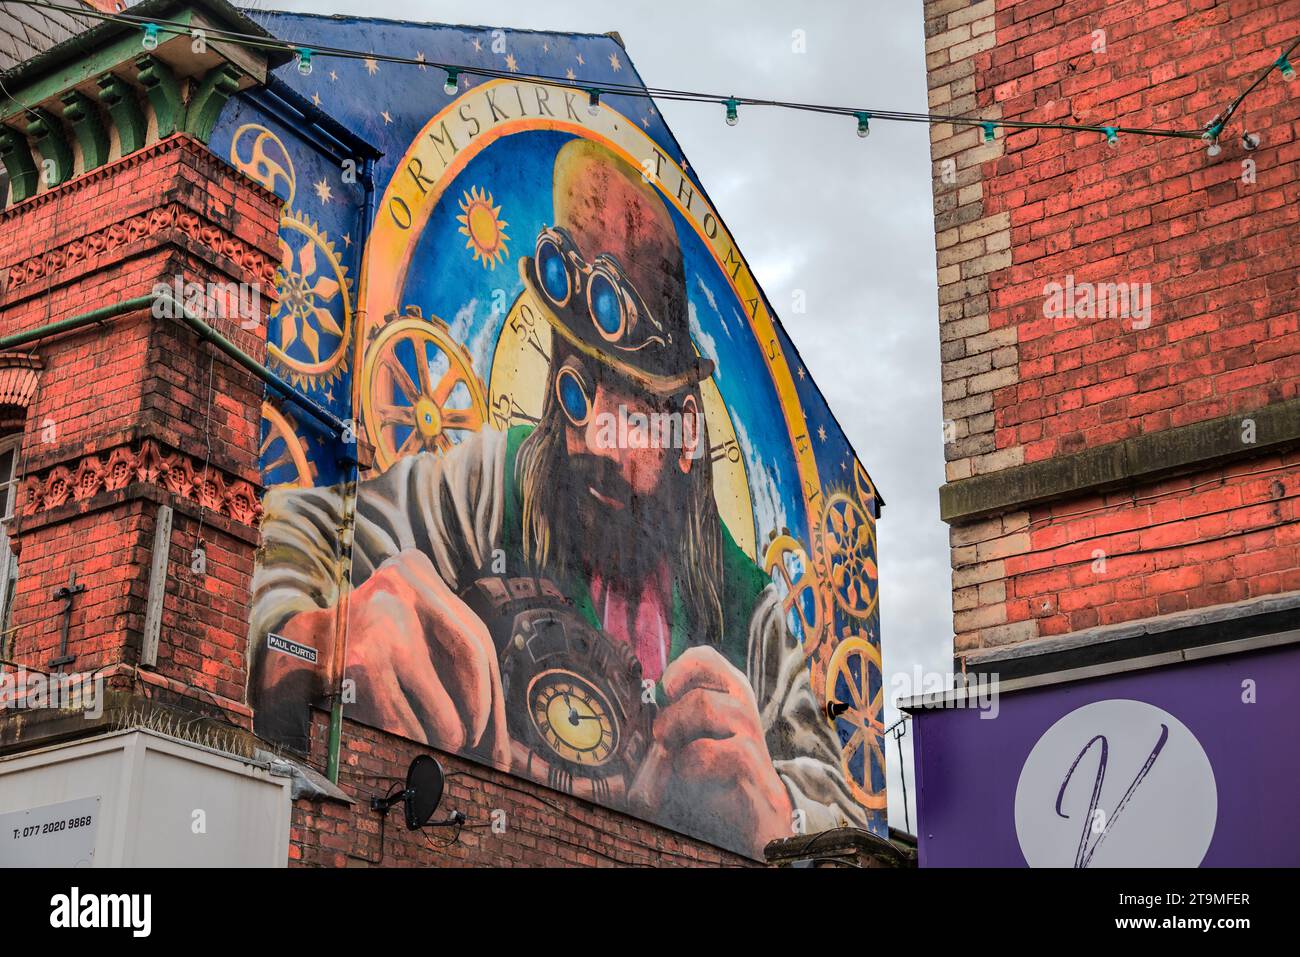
[361,313,488,471]
[826,636,887,811]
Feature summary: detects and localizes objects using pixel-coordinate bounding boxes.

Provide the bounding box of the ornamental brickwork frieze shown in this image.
[3,202,279,294]
[22,438,262,526]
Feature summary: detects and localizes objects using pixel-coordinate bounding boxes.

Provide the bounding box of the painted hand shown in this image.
[628,646,794,857]
[270,549,511,767]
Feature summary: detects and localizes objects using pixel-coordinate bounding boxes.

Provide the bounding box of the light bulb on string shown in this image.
[981,121,996,143]
[295,48,313,76]
[141,23,160,51]
[443,68,460,95]
[1206,138,1222,157]
[725,98,739,127]
[856,111,871,138]
[1241,132,1260,150]
[1278,54,1296,82]
[1102,126,1119,149]
[587,88,601,116]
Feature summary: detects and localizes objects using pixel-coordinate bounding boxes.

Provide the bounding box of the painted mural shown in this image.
[210,14,884,857]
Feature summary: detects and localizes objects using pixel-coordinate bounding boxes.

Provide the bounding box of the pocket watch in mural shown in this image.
[460,576,655,801]
[359,306,488,471]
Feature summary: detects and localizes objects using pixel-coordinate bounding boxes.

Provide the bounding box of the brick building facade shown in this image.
[904,0,1299,867]
[925,0,1299,663]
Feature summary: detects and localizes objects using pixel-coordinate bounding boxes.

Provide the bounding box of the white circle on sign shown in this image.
[1014,698,1216,867]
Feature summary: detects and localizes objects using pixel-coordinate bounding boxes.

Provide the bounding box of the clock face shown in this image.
[527,669,619,770]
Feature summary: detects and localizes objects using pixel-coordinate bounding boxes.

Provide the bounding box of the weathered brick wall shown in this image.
[290,711,754,867]
[0,135,280,714]
[925,0,1300,655]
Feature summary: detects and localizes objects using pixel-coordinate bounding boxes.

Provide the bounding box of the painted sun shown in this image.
[456,186,510,269]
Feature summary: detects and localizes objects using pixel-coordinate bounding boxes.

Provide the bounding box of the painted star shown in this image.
[817,425,827,442]
[342,233,352,248]
[609,52,622,72]
[798,366,806,379]
[313,178,333,204]
[543,41,550,53]
[329,70,338,82]
[576,53,585,66]
[505,53,519,72]
[324,387,335,403]
[312,92,322,107]
[642,117,649,128]
[565,67,576,81]
[381,110,393,124]
[364,57,379,75]
[416,51,427,70]
[649,106,657,116]
[473,38,483,52]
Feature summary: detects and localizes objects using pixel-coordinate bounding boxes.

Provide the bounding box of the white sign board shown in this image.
[0,795,100,867]
[1014,699,1217,867]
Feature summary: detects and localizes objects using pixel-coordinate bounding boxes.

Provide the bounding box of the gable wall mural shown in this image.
[207,13,884,857]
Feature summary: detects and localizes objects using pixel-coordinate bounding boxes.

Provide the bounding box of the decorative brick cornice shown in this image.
[3,200,279,297]
[21,437,262,527]
[0,134,235,221]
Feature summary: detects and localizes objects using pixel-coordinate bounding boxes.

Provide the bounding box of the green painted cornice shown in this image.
[0,0,288,207]
[25,108,74,188]
[135,54,184,139]
[96,73,148,156]
[60,90,111,171]
[184,63,242,143]
[0,128,38,202]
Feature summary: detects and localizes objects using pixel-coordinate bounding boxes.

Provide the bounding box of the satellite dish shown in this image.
[403,755,445,830]
[370,755,465,830]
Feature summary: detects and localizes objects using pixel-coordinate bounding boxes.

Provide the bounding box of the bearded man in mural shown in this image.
[251,139,868,855]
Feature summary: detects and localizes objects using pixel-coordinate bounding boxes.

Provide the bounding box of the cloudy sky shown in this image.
[251,0,952,832]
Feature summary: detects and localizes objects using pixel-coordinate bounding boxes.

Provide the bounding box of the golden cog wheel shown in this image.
[825,636,887,811]
[269,209,353,389]
[260,400,318,489]
[361,306,489,472]
[762,529,825,660]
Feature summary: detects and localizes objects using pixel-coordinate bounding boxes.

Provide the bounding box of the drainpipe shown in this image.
[325,157,375,784]
[0,292,347,439]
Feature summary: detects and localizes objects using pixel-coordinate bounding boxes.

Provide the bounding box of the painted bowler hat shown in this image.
[520,138,715,394]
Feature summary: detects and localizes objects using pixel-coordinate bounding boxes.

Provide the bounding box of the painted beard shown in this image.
[545,447,688,588]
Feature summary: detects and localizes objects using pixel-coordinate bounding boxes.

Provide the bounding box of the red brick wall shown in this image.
[926,0,1300,654]
[0,135,280,716]
[988,0,1299,463]
[290,711,754,867]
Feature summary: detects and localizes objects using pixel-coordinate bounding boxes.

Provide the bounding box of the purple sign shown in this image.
[909,643,1300,867]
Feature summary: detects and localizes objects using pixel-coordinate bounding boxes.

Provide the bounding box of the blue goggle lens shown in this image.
[556,368,589,424]
[588,273,622,337]
[537,241,570,303]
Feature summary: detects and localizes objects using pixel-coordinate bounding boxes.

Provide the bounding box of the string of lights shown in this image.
[6,0,1296,151]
